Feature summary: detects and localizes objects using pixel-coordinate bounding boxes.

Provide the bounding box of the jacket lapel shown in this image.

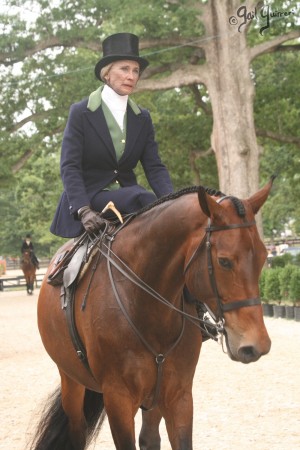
[85,107,117,162]
[121,106,146,162]
[84,86,146,164]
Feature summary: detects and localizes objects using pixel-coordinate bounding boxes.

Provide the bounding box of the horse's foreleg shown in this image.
[30,274,35,293]
[139,408,163,450]
[163,391,193,450]
[26,280,31,295]
[60,371,87,450]
[25,275,34,294]
[104,388,138,450]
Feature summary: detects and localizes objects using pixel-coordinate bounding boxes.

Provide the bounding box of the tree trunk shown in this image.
[203,1,260,199]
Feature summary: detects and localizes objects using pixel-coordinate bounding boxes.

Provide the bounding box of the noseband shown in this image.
[185,196,261,322]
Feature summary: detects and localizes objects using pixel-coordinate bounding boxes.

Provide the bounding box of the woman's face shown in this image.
[105,60,140,95]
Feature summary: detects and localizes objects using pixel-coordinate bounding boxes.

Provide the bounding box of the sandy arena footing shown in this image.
[0,288,299,450]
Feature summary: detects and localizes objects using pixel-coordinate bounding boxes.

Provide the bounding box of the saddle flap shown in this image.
[63,243,88,288]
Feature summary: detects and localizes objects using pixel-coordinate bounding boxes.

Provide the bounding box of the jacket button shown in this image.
[114,170,118,174]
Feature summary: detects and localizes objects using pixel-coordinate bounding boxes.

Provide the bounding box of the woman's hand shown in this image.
[78,206,104,234]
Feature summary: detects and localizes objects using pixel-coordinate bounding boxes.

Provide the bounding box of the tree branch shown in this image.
[140,36,207,51]
[11,122,64,173]
[7,111,51,132]
[0,35,207,66]
[256,128,300,147]
[189,147,214,185]
[189,84,212,115]
[136,65,209,92]
[12,149,33,174]
[273,44,300,52]
[0,37,100,65]
[250,30,300,61]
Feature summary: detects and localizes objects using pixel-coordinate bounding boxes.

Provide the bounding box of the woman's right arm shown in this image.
[60,103,90,216]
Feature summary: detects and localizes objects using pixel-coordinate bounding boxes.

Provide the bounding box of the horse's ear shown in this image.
[198,186,225,222]
[246,175,276,214]
[198,186,211,217]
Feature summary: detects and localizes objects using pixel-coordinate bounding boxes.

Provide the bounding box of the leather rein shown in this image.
[98,200,261,343]
[103,235,186,411]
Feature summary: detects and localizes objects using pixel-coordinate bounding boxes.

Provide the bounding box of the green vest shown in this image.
[87,86,141,192]
[102,100,127,161]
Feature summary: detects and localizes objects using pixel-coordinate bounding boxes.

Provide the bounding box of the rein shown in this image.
[106,237,186,411]
[95,198,261,333]
[98,238,211,331]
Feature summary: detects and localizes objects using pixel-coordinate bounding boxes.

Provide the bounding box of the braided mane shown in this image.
[134,185,246,218]
[226,196,246,217]
[135,186,224,217]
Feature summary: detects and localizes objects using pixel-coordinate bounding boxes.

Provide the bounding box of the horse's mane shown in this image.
[135,185,246,218]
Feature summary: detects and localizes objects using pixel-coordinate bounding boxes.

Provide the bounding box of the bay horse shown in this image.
[21,250,36,295]
[31,179,273,450]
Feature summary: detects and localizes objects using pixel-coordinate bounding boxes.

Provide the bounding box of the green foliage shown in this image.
[0,0,299,257]
[269,252,300,268]
[270,253,293,268]
[259,268,267,300]
[295,253,300,266]
[290,268,300,304]
[0,142,65,257]
[261,264,300,305]
[134,88,216,191]
[253,50,300,238]
[278,264,298,301]
[247,0,299,44]
[263,268,282,303]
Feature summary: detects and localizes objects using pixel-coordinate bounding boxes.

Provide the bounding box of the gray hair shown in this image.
[100,63,114,83]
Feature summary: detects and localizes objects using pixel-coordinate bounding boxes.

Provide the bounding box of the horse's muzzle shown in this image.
[225,332,271,364]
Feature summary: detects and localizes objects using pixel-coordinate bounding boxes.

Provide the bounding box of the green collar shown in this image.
[87,86,141,115]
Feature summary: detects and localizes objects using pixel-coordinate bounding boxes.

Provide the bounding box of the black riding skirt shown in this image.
[91,185,157,217]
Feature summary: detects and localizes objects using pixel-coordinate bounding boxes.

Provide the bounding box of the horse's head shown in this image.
[185,178,274,363]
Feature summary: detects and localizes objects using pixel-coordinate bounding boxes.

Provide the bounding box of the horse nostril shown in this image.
[238,346,260,364]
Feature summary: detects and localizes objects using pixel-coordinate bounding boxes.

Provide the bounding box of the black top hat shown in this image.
[94,33,149,81]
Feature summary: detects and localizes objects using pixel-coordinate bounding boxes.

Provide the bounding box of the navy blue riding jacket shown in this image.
[50,96,173,238]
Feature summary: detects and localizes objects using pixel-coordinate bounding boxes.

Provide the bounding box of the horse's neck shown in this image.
[123,197,205,295]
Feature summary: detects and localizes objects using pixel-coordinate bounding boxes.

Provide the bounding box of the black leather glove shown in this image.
[78,206,104,234]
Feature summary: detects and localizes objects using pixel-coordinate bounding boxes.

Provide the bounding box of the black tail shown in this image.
[28,386,106,450]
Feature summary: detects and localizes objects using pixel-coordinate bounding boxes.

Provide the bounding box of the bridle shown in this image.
[184,196,261,323]
[94,197,261,334]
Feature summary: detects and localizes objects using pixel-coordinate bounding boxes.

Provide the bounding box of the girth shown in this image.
[64,283,94,375]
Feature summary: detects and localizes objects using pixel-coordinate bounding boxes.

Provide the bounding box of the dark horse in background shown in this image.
[30,179,274,450]
[21,250,36,295]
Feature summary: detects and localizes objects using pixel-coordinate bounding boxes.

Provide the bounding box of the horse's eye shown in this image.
[218,258,232,269]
